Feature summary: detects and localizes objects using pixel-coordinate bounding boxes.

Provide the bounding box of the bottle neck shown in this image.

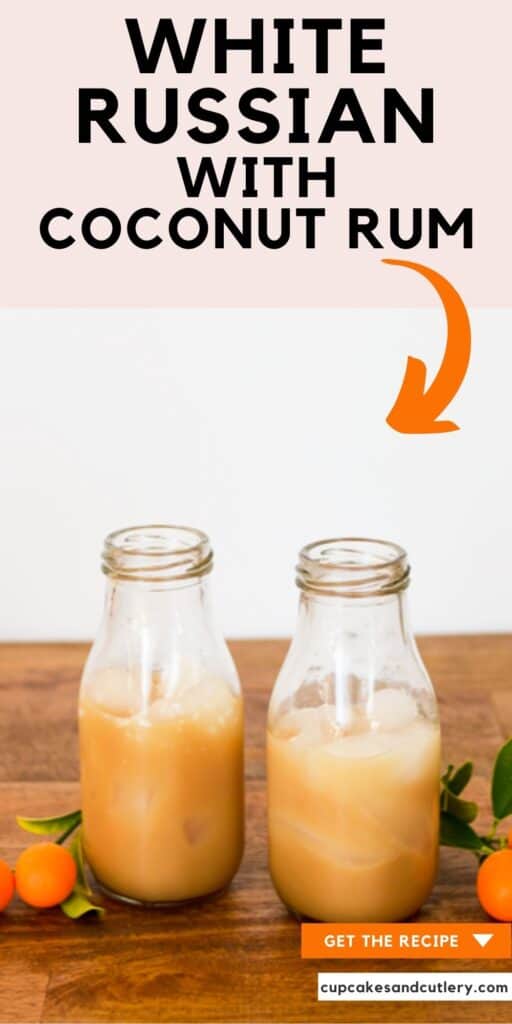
[84,567,240,699]
[298,589,410,646]
[295,590,413,724]
[104,576,210,625]
[94,576,215,675]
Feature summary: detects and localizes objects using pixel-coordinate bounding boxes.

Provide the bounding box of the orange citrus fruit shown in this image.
[0,859,15,910]
[507,828,512,850]
[15,843,77,908]
[477,849,512,921]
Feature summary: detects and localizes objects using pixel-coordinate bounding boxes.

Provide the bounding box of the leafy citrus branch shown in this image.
[440,738,512,859]
[16,810,103,918]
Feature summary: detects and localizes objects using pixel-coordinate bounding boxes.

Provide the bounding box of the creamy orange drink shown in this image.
[79,525,244,905]
[80,667,243,904]
[268,691,440,922]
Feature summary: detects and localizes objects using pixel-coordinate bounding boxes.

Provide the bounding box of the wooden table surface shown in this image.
[0,637,511,1024]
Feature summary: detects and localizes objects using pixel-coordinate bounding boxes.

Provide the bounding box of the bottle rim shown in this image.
[102,524,213,583]
[296,537,410,598]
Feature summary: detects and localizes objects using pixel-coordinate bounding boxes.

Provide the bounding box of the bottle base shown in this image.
[282,899,424,924]
[94,877,231,909]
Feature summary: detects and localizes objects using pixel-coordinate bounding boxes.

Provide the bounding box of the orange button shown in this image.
[301,923,511,959]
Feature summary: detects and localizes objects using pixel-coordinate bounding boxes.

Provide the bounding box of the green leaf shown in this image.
[448,761,473,795]
[442,789,478,823]
[16,810,82,837]
[440,812,489,853]
[68,830,93,896]
[60,829,104,918]
[440,761,477,822]
[70,831,87,888]
[492,738,512,820]
[60,886,104,920]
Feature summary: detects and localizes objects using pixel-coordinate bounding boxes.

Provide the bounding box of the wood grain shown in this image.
[0,637,511,1023]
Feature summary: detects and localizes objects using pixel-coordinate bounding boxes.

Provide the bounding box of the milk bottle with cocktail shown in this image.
[79,525,244,905]
[267,538,440,922]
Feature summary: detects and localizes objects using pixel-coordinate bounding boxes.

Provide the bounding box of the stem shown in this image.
[56,819,80,845]
[488,818,500,841]
[481,818,503,851]
[476,842,495,861]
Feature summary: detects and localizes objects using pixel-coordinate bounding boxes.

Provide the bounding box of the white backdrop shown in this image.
[0,308,510,640]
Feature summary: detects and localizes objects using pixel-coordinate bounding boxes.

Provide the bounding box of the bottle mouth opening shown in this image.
[102,524,213,583]
[296,537,410,598]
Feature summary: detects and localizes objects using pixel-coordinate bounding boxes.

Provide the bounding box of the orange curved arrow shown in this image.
[383,259,471,434]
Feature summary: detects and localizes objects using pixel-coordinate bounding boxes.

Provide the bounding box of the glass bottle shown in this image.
[79,525,244,905]
[267,537,440,923]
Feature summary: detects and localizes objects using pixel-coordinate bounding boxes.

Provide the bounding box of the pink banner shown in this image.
[1,1,509,306]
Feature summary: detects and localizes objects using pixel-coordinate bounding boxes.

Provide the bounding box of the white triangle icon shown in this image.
[473,933,493,948]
